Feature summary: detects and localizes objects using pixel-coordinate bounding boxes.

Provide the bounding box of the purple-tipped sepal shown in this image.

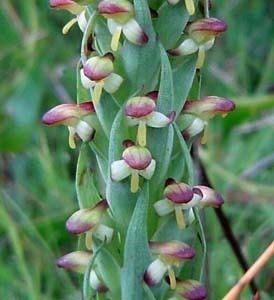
[173,279,207,300]
[194,185,224,208]
[56,251,92,273]
[89,269,107,293]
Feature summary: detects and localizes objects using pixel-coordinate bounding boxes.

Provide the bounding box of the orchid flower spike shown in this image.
[97,0,148,51]
[66,199,114,250]
[168,279,207,300]
[82,53,123,104]
[89,269,107,293]
[56,250,92,273]
[168,18,227,68]
[180,96,235,143]
[42,101,95,149]
[125,94,175,146]
[154,180,202,230]
[111,144,156,193]
[49,0,88,33]
[167,0,196,16]
[144,240,195,290]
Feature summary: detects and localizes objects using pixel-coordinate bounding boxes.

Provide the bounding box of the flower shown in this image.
[42,101,95,149]
[169,279,207,300]
[195,185,224,208]
[97,0,148,51]
[144,240,195,289]
[168,18,227,68]
[56,250,92,273]
[180,96,235,143]
[167,0,195,16]
[111,144,156,193]
[66,199,114,249]
[82,53,123,104]
[49,0,88,33]
[125,94,175,146]
[154,180,202,229]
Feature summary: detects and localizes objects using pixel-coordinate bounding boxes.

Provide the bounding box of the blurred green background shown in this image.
[0,0,273,299]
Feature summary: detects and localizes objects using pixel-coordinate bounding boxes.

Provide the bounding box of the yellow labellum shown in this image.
[62,18,78,34]
[130,172,139,193]
[174,206,185,230]
[201,124,208,144]
[92,81,105,105]
[85,231,93,250]
[68,127,76,149]
[168,266,177,290]
[137,121,147,146]
[111,26,122,52]
[196,46,206,69]
[185,0,195,16]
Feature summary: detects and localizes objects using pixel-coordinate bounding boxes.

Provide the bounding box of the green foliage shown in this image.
[1,0,274,299]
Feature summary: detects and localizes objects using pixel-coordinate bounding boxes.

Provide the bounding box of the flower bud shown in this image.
[49,0,84,14]
[56,251,91,273]
[83,54,114,82]
[194,185,224,208]
[164,182,194,204]
[42,102,94,126]
[97,0,134,24]
[66,200,108,234]
[188,18,227,44]
[173,279,207,300]
[183,96,235,120]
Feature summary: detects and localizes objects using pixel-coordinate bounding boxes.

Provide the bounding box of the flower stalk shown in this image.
[43,0,235,299]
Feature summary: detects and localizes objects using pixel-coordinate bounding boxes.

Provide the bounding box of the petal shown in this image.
[80,69,96,89]
[94,224,114,243]
[204,38,215,50]
[154,199,174,216]
[111,160,131,181]
[77,10,88,32]
[122,18,148,45]
[89,270,107,293]
[75,120,95,142]
[194,185,224,208]
[139,159,156,179]
[146,111,171,128]
[107,19,120,34]
[180,192,202,209]
[143,258,167,286]
[126,117,139,126]
[168,38,198,56]
[104,73,123,93]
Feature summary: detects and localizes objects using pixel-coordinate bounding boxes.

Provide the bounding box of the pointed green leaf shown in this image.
[156,2,189,49]
[76,144,101,208]
[121,184,151,300]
